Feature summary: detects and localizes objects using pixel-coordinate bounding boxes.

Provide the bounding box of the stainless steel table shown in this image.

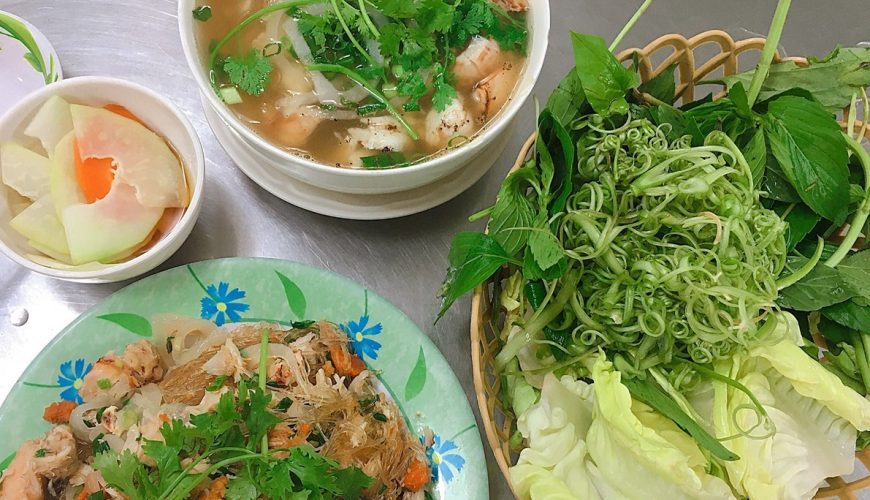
[0,0,867,497]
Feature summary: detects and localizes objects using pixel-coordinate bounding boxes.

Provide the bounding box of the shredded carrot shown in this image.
[197,475,229,500]
[159,413,171,423]
[402,458,430,491]
[330,346,366,378]
[76,488,91,500]
[104,104,146,126]
[73,140,115,203]
[43,400,78,424]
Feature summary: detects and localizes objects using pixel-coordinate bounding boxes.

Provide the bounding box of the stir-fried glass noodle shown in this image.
[0,318,433,499]
[194,0,530,168]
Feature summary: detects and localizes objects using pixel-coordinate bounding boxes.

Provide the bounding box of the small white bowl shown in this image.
[0,76,205,283]
[178,0,549,196]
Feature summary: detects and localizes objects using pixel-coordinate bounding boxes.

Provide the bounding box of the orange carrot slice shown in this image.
[403,458,430,491]
[104,104,146,126]
[73,140,116,203]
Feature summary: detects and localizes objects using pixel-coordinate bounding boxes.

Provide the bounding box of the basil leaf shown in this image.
[823,300,870,332]
[647,105,704,145]
[780,203,820,252]
[528,229,563,271]
[761,152,801,202]
[546,68,587,128]
[489,165,538,255]
[537,110,575,214]
[838,250,870,300]
[522,248,567,281]
[721,47,870,111]
[762,96,850,223]
[778,256,856,311]
[819,316,855,345]
[361,152,407,169]
[638,63,676,104]
[623,377,738,461]
[740,127,767,188]
[438,232,512,318]
[570,32,638,117]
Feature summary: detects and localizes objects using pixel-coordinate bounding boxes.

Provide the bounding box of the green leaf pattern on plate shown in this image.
[0,12,58,84]
[405,347,427,401]
[12,260,481,494]
[97,313,153,337]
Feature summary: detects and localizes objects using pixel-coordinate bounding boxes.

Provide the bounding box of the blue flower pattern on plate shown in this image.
[200,281,250,326]
[426,434,465,483]
[58,359,92,404]
[340,315,382,361]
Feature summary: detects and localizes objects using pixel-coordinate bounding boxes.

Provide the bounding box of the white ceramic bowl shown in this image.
[0,76,205,283]
[179,0,549,195]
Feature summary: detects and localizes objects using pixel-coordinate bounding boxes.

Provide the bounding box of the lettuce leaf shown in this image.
[586,357,735,500]
[511,373,600,499]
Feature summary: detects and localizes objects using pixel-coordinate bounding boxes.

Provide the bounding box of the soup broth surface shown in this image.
[195,0,528,168]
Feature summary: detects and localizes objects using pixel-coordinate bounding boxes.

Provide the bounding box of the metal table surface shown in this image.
[0,0,867,498]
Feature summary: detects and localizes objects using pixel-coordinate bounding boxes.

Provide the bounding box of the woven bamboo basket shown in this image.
[470,30,870,499]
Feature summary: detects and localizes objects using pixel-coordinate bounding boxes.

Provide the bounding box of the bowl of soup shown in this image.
[179,0,549,195]
[0,76,205,283]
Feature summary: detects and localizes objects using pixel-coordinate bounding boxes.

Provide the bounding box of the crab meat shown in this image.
[347,117,410,152]
[472,63,519,120]
[453,36,503,89]
[268,357,295,387]
[0,425,81,500]
[203,339,251,382]
[424,98,475,150]
[32,426,79,480]
[120,341,164,385]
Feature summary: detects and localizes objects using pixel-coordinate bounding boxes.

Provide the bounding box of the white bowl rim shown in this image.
[178,0,550,178]
[0,75,206,280]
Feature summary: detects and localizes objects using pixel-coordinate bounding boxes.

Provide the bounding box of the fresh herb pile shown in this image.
[197,0,528,139]
[439,0,870,497]
[93,331,372,500]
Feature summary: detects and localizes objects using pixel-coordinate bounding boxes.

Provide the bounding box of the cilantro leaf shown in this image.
[93,450,154,500]
[223,49,272,96]
[432,63,457,111]
[373,0,419,18]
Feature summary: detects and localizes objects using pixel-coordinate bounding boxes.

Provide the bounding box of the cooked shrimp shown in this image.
[491,0,528,12]
[424,98,475,150]
[80,340,163,403]
[347,117,411,152]
[0,440,44,500]
[274,110,323,148]
[453,36,503,89]
[472,62,519,120]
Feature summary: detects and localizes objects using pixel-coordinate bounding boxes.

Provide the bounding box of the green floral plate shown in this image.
[0,258,487,499]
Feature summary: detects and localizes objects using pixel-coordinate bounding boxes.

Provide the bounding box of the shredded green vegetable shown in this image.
[496,114,787,373]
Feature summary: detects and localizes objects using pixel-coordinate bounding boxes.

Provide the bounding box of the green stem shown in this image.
[307,63,419,140]
[357,0,381,38]
[207,0,319,88]
[825,133,870,267]
[495,278,578,370]
[746,0,791,107]
[330,0,376,65]
[608,0,653,52]
[777,236,823,290]
[851,332,870,393]
[160,453,264,500]
[258,328,269,455]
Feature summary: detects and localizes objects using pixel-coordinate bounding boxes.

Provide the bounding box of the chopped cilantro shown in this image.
[91,382,374,499]
[97,378,112,390]
[372,412,388,422]
[206,375,227,392]
[34,448,46,458]
[361,152,408,169]
[87,492,106,500]
[223,49,273,97]
[192,5,212,22]
[92,434,110,455]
